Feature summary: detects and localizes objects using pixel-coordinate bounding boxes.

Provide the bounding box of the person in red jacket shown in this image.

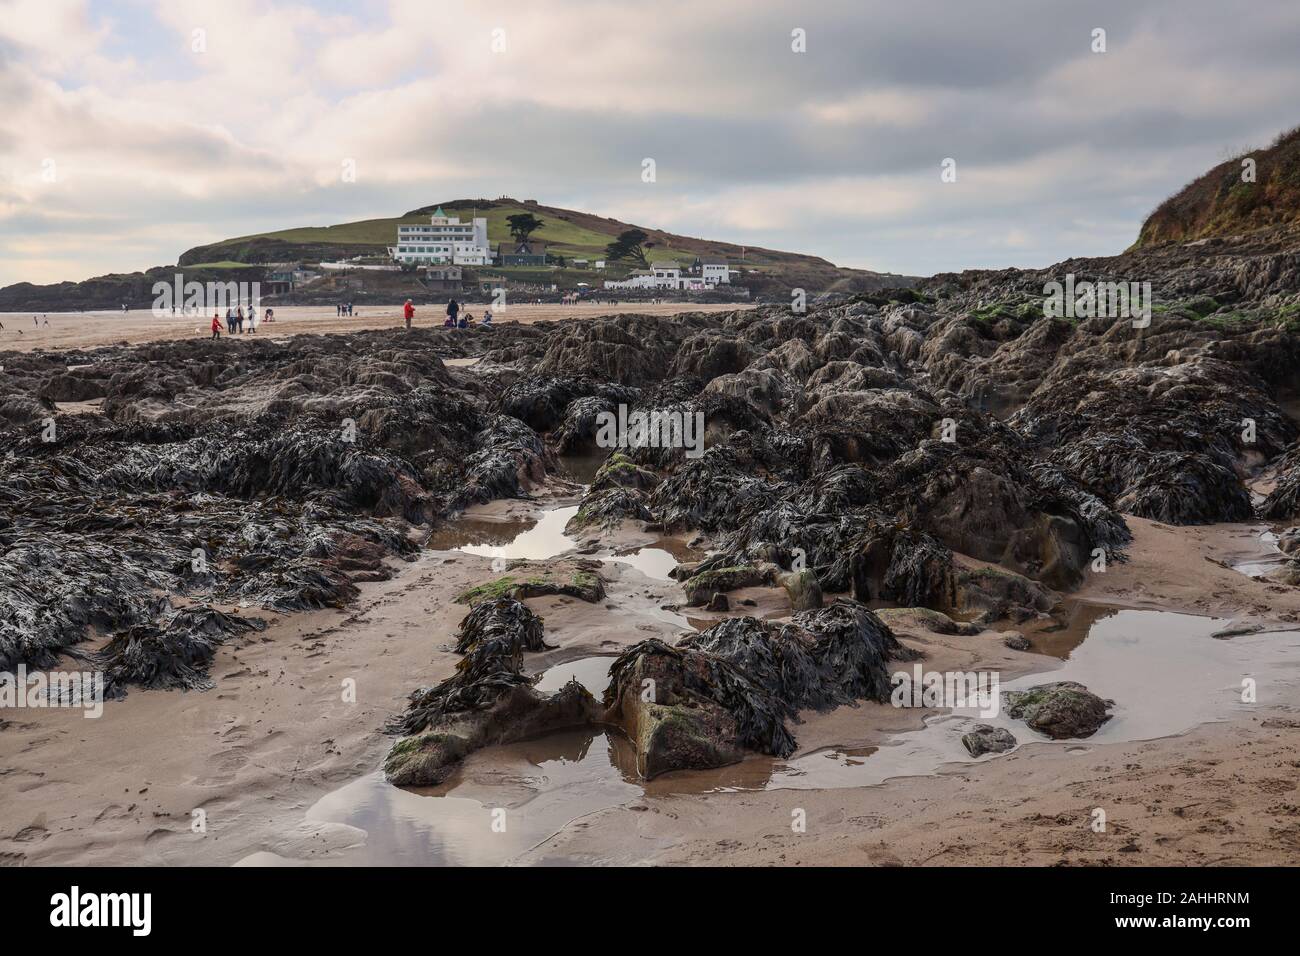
[211,313,221,340]
[403,299,415,330]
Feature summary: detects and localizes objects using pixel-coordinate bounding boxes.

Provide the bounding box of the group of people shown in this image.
[402,298,493,330]
[336,303,356,316]
[211,306,273,339]
[0,315,49,332]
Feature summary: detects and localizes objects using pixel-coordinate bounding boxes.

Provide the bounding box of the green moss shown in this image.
[684,565,752,588]
[455,575,518,605]
[969,299,1037,325]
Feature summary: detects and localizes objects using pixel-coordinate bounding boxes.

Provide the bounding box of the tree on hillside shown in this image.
[507,213,545,244]
[605,228,653,267]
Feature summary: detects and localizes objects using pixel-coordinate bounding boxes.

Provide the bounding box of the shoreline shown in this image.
[0,302,754,355]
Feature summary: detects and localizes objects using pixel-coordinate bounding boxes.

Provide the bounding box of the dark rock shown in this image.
[781,568,824,610]
[1002,631,1032,651]
[961,724,1017,756]
[1004,681,1113,739]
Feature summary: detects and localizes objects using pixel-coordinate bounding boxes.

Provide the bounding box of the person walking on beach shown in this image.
[446,298,459,327]
[403,299,415,330]
[211,313,221,340]
[236,306,245,334]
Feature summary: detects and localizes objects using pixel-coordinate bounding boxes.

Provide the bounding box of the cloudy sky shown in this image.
[2,0,1299,287]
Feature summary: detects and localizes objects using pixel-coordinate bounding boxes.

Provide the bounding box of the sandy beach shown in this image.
[2,479,1297,867]
[0,302,752,355]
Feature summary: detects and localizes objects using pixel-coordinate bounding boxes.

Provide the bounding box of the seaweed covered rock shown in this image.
[682,599,912,711]
[1004,681,1113,739]
[874,606,980,636]
[453,598,550,655]
[603,600,914,776]
[94,604,265,698]
[1260,443,1300,521]
[781,568,823,610]
[589,451,660,492]
[602,639,792,773]
[456,567,606,605]
[953,566,1058,623]
[537,315,681,386]
[384,599,599,785]
[453,414,551,507]
[566,487,654,531]
[385,680,599,786]
[1017,360,1293,526]
[961,724,1017,756]
[680,561,778,606]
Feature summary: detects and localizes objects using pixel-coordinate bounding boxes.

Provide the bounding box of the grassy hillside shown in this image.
[1135,126,1300,247]
[177,197,914,293]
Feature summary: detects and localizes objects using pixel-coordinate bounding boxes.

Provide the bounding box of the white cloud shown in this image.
[3,0,1300,286]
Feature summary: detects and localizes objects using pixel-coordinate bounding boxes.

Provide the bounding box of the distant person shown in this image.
[247,309,256,333]
[336,304,341,317]
[482,309,493,327]
[236,306,245,333]
[211,313,221,340]
[403,299,415,330]
[459,312,472,329]
[446,298,459,326]
[265,307,274,323]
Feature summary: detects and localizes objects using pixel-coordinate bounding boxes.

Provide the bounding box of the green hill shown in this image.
[177,197,914,293]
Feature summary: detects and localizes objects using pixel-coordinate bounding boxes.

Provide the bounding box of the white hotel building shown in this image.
[389,208,493,266]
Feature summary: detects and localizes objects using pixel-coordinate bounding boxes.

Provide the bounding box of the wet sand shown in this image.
[2,491,1299,866]
[0,302,752,354]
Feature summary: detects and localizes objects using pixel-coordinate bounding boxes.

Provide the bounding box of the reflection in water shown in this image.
[430,502,695,583]
[533,656,614,695]
[450,506,580,561]
[302,726,642,866]
[1233,529,1286,578]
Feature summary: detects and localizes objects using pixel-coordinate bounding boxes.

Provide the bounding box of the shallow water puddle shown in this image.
[300,727,641,866]
[769,607,1300,789]
[284,608,1300,865]
[1232,528,1286,578]
[532,655,614,695]
[433,499,691,583]
[449,505,581,561]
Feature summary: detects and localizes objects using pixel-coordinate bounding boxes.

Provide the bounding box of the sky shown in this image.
[2,0,1300,286]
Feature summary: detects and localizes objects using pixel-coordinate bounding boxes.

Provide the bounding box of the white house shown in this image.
[389,208,493,266]
[650,261,681,288]
[604,258,732,291]
[701,260,731,284]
